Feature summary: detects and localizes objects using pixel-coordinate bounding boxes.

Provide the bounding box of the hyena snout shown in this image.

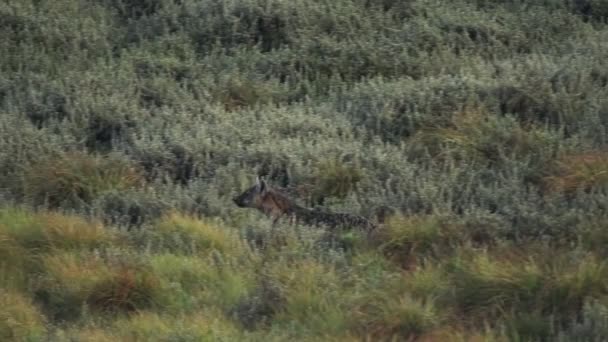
[233,177,266,208]
[233,190,255,208]
[232,195,246,207]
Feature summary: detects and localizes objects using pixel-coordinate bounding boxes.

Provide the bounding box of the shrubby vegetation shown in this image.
[0,0,607,340]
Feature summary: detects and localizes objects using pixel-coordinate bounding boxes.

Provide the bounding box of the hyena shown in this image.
[233,177,376,233]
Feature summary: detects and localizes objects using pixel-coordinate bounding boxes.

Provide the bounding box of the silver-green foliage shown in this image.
[0,0,607,237]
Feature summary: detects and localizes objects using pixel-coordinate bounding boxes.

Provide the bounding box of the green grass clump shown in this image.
[267,259,350,336]
[0,207,48,251]
[447,250,608,331]
[0,208,118,252]
[38,251,161,320]
[0,234,31,290]
[449,252,545,318]
[38,212,118,250]
[377,215,464,269]
[308,158,363,206]
[23,152,143,208]
[0,289,47,341]
[150,253,254,312]
[0,208,120,291]
[147,212,241,255]
[61,311,245,342]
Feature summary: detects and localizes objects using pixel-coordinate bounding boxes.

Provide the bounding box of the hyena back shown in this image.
[233,177,376,232]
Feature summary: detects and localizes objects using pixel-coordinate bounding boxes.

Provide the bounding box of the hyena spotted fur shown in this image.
[233,177,376,233]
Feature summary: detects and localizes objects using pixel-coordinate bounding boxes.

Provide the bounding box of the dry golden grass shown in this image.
[153,212,241,255]
[40,212,118,250]
[0,208,119,252]
[41,251,161,314]
[376,215,463,269]
[543,151,608,193]
[0,289,47,341]
[24,151,144,207]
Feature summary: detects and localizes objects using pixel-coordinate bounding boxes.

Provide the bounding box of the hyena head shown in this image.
[233,177,268,208]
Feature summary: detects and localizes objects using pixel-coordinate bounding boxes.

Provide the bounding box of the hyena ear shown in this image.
[259,178,267,193]
[255,176,261,188]
[255,176,266,193]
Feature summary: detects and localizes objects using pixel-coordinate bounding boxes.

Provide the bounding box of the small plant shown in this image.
[24,152,143,208]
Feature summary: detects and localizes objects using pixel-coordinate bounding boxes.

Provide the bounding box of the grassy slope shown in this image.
[0,0,608,340]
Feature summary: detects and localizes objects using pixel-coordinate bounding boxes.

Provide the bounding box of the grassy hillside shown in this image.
[1,0,608,340]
